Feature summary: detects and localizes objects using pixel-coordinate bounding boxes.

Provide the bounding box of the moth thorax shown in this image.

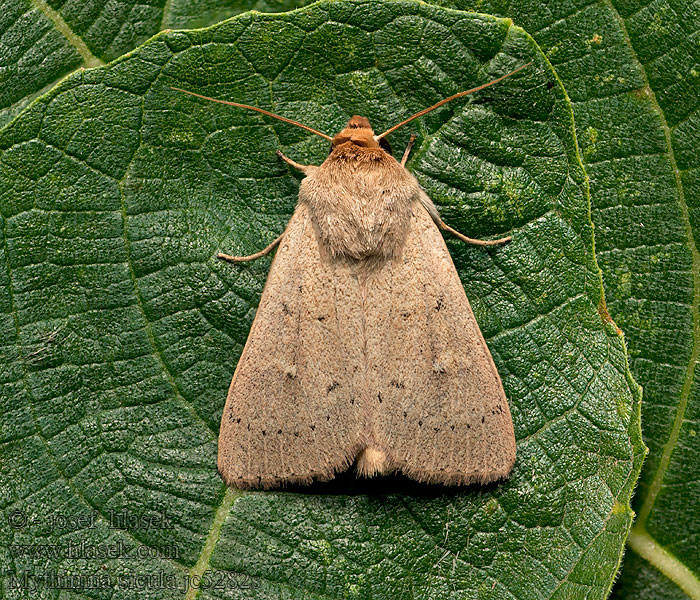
[300,153,417,264]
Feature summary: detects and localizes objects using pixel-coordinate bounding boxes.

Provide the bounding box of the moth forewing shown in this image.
[367,204,515,484]
[218,204,366,489]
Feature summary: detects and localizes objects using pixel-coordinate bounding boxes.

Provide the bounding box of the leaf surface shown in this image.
[0,0,317,126]
[0,2,643,598]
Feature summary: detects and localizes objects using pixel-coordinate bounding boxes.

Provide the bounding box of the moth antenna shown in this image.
[170,87,333,141]
[375,61,533,140]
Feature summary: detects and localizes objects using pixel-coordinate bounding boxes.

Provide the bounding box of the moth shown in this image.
[173,62,530,489]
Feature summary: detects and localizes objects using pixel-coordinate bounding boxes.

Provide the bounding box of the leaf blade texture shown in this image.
[0,2,644,598]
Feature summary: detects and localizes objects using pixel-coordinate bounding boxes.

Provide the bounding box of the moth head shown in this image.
[330,116,393,154]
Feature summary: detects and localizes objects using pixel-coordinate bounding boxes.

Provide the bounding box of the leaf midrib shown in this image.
[31,0,104,67]
[627,530,700,599]
[185,488,241,600]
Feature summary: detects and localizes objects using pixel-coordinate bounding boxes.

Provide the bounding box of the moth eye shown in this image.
[328,144,334,155]
[378,137,393,155]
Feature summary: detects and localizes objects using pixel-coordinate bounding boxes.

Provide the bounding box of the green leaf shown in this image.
[0,0,86,128]
[0,1,643,599]
[9,0,691,590]
[0,0,318,127]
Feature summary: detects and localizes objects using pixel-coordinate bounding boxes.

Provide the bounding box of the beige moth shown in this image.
[173,62,530,489]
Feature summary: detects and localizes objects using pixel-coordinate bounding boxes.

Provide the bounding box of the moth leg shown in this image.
[217,233,284,263]
[438,221,511,246]
[400,133,417,167]
[276,150,318,175]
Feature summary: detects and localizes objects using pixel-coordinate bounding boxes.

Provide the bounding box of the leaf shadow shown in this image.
[270,467,503,497]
